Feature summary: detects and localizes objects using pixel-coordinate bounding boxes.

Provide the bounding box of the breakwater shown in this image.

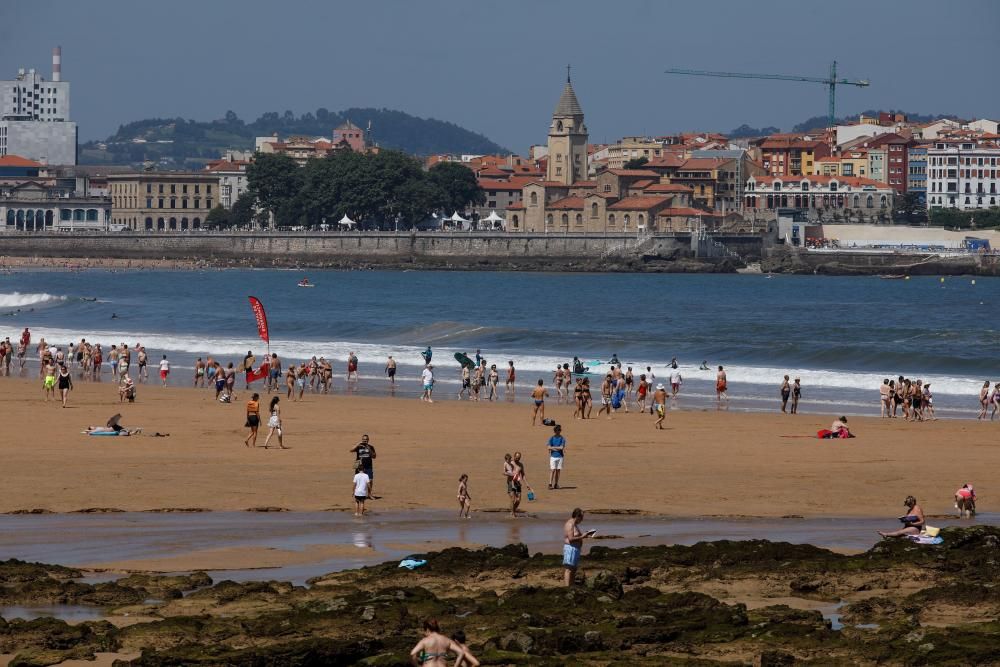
[0,231,755,271]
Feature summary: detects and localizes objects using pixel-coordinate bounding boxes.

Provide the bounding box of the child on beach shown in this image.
[457,474,471,519]
[42,360,56,401]
[353,463,371,516]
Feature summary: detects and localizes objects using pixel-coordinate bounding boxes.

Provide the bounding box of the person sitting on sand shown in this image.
[409,619,469,667]
[831,416,852,438]
[119,375,136,403]
[955,484,976,519]
[879,496,925,538]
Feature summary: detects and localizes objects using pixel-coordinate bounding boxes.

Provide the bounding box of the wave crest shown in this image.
[0,292,66,309]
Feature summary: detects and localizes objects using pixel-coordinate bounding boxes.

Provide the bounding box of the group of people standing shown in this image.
[879,376,936,421]
[977,381,1000,421]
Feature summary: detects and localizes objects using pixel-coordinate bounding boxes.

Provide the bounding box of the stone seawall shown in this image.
[0,232,732,271]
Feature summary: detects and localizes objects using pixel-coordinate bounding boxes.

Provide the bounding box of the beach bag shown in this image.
[611,393,622,409]
[923,525,940,537]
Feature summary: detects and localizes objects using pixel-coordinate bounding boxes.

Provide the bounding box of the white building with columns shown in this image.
[926,139,1000,211]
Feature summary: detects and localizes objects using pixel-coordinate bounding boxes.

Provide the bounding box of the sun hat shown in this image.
[656,383,665,390]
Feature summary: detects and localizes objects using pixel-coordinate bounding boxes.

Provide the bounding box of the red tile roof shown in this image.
[630,179,656,190]
[607,169,660,177]
[759,138,826,150]
[547,196,585,210]
[478,177,534,191]
[678,158,729,170]
[0,155,43,168]
[572,181,597,188]
[476,166,508,177]
[526,180,572,188]
[643,183,693,193]
[607,196,672,211]
[645,155,686,168]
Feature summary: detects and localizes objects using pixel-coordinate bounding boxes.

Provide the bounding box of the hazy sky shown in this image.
[2,0,998,151]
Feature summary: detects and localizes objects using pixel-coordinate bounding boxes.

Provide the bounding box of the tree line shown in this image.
[206,151,485,229]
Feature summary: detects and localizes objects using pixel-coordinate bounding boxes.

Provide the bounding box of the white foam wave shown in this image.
[0,292,66,309]
[17,326,987,398]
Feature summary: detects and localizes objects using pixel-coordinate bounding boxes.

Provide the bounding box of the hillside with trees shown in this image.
[80,108,509,167]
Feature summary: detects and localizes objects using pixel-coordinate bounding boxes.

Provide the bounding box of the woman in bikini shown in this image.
[409,619,470,666]
[57,363,73,408]
[553,366,565,403]
[457,474,471,519]
[624,366,634,402]
[977,380,990,420]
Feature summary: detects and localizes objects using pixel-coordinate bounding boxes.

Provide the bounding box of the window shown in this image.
[158,184,164,194]
[603,184,611,193]
[512,215,519,228]
[546,214,553,226]
[207,185,212,195]
[575,213,583,226]
[865,195,873,209]
[195,185,200,194]
[182,199,188,209]
[774,182,781,192]
[529,192,538,206]
[146,184,152,194]
[158,198,164,209]
[608,214,616,226]
[623,214,631,227]
[801,182,809,192]
[591,202,598,218]
[182,185,188,194]
[555,167,562,176]
[830,181,838,192]
[170,184,176,194]
[880,195,887,208]
[561,213,568,226]
[146,198,152,208]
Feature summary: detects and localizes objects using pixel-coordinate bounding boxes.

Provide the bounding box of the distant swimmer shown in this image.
[421,346,433,365]
[111,313,118,319]
[699,360,710,370]
[609,353,621,366]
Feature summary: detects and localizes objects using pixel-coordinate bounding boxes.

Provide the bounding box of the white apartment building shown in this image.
[926,140,1000,210]
[0,47,77,165]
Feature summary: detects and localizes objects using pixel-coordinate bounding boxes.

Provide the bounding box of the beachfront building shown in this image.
[907,144,928,203]
[926,138,1000,211]
[0,47,77,165]
[1,180,110,233]
[204,159,250,209]
[744,175,894,223]
[108,172,220,231]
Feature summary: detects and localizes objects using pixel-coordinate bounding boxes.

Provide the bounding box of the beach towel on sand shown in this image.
[398,559,427,570]
[908,535,943,545]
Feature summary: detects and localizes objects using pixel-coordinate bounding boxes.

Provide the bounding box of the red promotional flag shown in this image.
[246,361,270,384]
[248,296,269,344]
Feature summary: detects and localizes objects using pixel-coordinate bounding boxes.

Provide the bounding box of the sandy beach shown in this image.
[0,375,993,519]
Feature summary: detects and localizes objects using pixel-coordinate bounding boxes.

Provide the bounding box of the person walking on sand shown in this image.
[791,378,801,414]
[505,360,516,397]
[421,364,435,403]
[352,462,371,516]
[42,359,56,401]
[158,355,170,387]
[652,383,667,429]
[598,374,613,419]
[504,453,524,518]
[487,364,499,401]
[716,366,728,404]
[669,367,682,398]
[267,353,281,393]
[409,619,470,667]
[780,375,791,413]
[547,424,566,490]
[56,363,72,407]
[349,434,377,499]
[194,357,205,388]
[385,355,397,386]
[977,381,990,420]
[244,393,261,447]
[563,508,595,586]
[531,379,549,425]
[457,474,471,519]
[263,396,286,449]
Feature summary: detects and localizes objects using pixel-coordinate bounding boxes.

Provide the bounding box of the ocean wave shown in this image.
[0,292,67,309]
[15,325,992,398]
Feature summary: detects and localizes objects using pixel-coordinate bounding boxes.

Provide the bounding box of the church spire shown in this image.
[554,73,583,117]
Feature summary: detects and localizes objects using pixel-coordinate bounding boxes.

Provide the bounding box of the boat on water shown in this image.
[879,274,908,280]
[297,278,314,288]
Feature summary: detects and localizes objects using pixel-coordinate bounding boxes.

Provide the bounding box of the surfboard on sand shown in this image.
[454,352,475,369]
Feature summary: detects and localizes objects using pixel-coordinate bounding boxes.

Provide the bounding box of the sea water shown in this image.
[1,269,997,418]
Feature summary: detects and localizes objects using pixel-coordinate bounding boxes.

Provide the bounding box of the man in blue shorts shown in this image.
[563,507,595,586]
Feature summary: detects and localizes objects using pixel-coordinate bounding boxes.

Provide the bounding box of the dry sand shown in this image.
[0,376,994,518]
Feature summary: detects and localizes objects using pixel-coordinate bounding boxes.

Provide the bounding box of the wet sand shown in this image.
[0,375,995,520]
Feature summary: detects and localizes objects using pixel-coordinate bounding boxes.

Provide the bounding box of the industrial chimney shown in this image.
[52,46,61,82]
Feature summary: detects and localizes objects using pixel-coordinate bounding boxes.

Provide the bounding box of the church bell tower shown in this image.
[545,66,589,185]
